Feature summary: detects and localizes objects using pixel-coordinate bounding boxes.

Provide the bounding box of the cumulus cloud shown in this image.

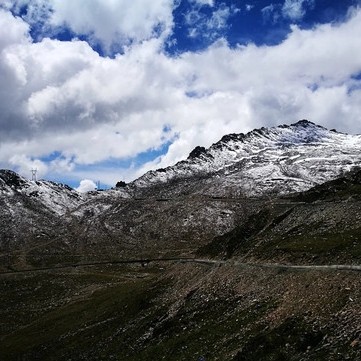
[0,8,30,50]
[0,6,361,185]
[8,154,48,179]
[51,0,175,51]
[75,179,97,193]
[1,0,175,52]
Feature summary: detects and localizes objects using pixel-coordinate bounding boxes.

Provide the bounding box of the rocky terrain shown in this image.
[0,120,360,360]
[130,120,361,198]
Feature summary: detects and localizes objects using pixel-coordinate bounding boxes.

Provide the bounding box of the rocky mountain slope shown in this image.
[0,169,82,215]
[2,119,361,214]
[131,120,361,197]
[2,120,361,265]
[1,120,361,360]
[0,170,83,259]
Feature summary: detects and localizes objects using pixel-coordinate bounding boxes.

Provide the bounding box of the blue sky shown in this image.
[0,0,360,191]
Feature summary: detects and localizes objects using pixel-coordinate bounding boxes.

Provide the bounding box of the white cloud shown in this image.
[261,4,281,24]
[75,179,97,193]
[1,0,175,52]
[185,3,237,40]
[8,154,48,179]
[282,0,314,21]
[262,0,314,23]
[51,0,175,51]
[0,9,30,50]
[208,6,232,30]
[0,7,361,185]
[191,0,215,7]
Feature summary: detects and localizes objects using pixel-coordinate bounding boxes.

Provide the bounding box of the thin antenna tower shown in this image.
[31,168,37,181]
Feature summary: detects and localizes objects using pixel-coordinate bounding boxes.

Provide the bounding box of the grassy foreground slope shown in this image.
[1,171,361,360]
[0,261,360,360]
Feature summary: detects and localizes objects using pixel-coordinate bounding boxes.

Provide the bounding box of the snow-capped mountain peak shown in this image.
[132,120,361,197]
[2,120,361,203]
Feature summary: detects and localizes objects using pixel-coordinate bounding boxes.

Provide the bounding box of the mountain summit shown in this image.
[2,120,361,202]
[131,120,361,197]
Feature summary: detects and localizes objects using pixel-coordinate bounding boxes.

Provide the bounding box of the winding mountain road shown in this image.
[1,257,361,275]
